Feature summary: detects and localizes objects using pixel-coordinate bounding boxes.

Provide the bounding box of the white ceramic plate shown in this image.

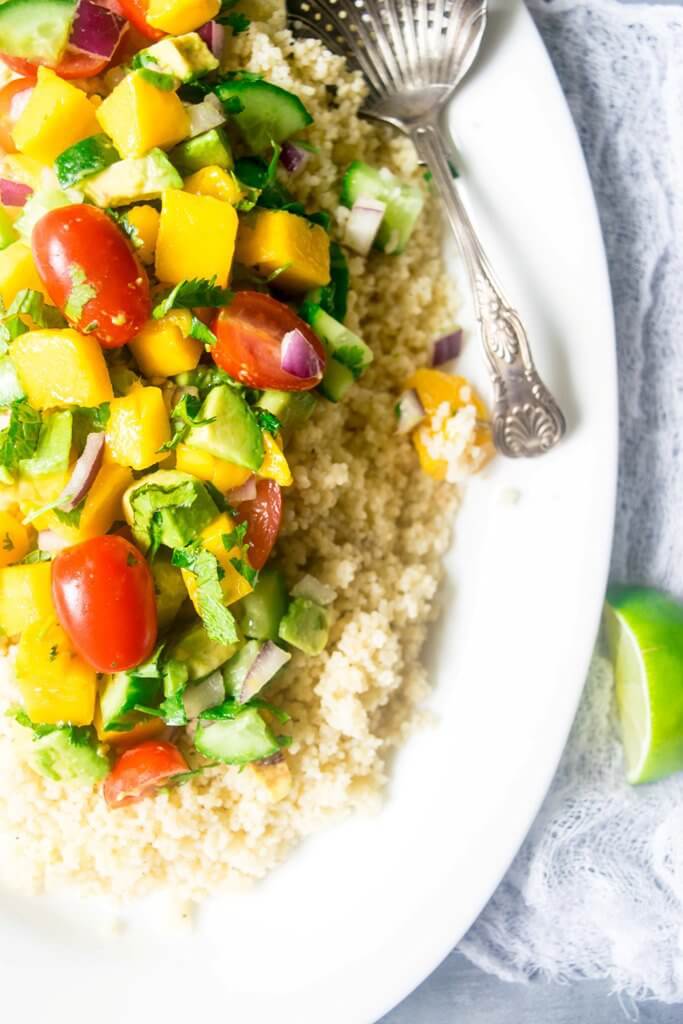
[0,2,617,1021]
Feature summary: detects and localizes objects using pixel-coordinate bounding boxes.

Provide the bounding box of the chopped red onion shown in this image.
[37,530,71,553]
[291,574,336,606]
[183,670,225,719]
[58,432,104,511]
[280,328,324,380]
[228,476,257,504]
[432,329,463,366]
[70,0,127,58]
[280,141,311,176]
[344,196,386,255]
[396,388,426,435]
[184,94,226,138]
[0,179,32,207]
[239,641,291,703]
[198,20,225,59]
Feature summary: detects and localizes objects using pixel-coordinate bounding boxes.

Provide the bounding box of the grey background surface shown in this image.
[380,0,682,1021]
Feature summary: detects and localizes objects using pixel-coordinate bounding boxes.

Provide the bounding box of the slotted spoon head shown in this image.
[287,0,487,128]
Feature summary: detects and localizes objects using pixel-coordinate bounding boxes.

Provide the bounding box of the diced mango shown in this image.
[94,705,166,746]
[0,242,51,308]
[0,154,46,193]
[235,209,330,293]
[16,470,70,532]
[184,165,243,205]
[0,561,53,637]
[44,463,133,543]
[155,189,238,286]
[12,67,100,164]
[10,329,114,410]
[96,70,190,159]
[0,510,31,567]
[175,444,252,492]
[126,205,160,265]
[106,387,171,470]
[146,0,220,34]
[15,619,97,726]
[129,310,203,378]
[257,431,292,486]
[181,511,253,611]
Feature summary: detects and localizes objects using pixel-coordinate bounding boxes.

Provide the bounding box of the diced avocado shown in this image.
[55,134,119,190]
[236,566,288,641]
[318,356,354,403]
[0,356,24,406]
[257,389,317,435]
[19,409,72,478]
[123,469,220,553]
[168,620,239,681]
[306,242,349,322]
[151,555,188,631]
[215,79,313,153]
[0,207,18,252]
[278,596,329,655]
[30,727,109,784]
[187,384,264,472]
[139,32,218,84]
[340,161,424,254]
[301,302,373,379]
[0,0,77,66]
[109,364,142,397]
[222,639,261,698]
[99,666,163,732]
[15,188,75,242]
[194,708,281,764]
[82,149,182,208]
[170,127,232,176]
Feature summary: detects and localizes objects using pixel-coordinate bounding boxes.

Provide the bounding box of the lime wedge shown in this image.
[605,586,683,784]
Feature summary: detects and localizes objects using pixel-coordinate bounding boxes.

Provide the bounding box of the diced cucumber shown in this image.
[187,384,264,472]
[0,356,24,406]
[99,669,163,732]
[222,639,261,698]
[170,127,232,175]
[257,389,317,435]
[0,207,18,252]
[278,596,329,655]
[31,728,109,783]
[306,242,348,322]
[194,708,281,764]
[340,161,424,254]
[236,567,288,641]
[19,409,72,478]
[318,354,355,403]
[168,621,239,681]
[215,79,313,153]
[301,302,373,379]
[0,0,76,65]
[55,135,119,190]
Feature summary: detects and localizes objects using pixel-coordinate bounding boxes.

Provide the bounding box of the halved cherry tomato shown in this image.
[104,741,188,809]
[0,78,34,153]
[52,535,158,673]
[236,479,282,570]
[212,292,326,391]
[32,205,151,348]
[118,0,165,40]
[1,48,110,81]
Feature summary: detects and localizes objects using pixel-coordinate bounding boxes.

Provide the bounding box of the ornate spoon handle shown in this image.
[412,121,566,458]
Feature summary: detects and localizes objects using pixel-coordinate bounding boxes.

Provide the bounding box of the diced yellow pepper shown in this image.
[175,444,252,492]
[155,189,238,286]
[10,329,114,410]
[43,463,133,543]
[235,209,330,293]
[0,242,51,308]
[106,386,171,470]
[0,561,53,637]
[96,70,190,159]
[0,510,31,566]
[257,431,292,486]
[126,205,160,265]
[94,705,166,746]
[146,0,220,34]
[184,165,243,205]
[181,511,253,611]
[12,67,100,164]
[15,619,97,726]
[129,310,203,378]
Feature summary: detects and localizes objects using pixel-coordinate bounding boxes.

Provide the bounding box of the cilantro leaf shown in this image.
[253,408,281,434]
[64,264,96,323]
[189,315,217,347]
[21,549,53,564]
[230,556,258,587]
[53,499,85,528]
[0,400,42,472]
[72,402,110,452]
[158,393,215,452]
[171,543,239,645]
[222,522,248,550]
[7,289,66,329]
[223,11,250,33]
[174,365,240,397]
[130,52,177,90]
[153,277,232,319]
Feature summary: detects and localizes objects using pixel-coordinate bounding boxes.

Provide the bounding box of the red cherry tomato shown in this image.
[104,741,188,809]
[212,292,326,391]
[1,48,110,80]
[236,479,282,570]
[118,0,164,40]
[32,205,151,348]
[0,78,34,153]
[52,535,158,673]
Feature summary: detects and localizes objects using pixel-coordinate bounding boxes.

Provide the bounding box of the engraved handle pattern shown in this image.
[412,122,566,458]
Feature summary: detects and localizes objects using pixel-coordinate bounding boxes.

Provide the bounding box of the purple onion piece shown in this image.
[198,20,225,59]
[0,179,32,207]
[70,0,127,58]
[396,388,427,435]
[432,329,463,367]
[279,141,311,176]
[228,475,257,504]
[37,530,71,553]
[344,196,386,256]
[239,642,291,704]
[183,670,225,720]
[280,328,324,380]
[58,432,105,512]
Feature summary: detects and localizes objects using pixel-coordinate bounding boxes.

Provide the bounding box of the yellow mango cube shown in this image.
[0,510,31,567]
[126,205,160,264]
[129,310,203,378]
[96,71,190,159]
[15,619,97,726]
[10,329,113,410]
[0,154,47,193]
[45,463,133,543]
[257,432,292,487]
[17,470,70,532]
[175,444,252,492]
[12,67,100,164]
[147,0,220,34]
[184,166,243,205]
[181,512,253,611]
[0,561,53,637]
[235,209,330,293]
[0,242,51,309]
[156,189,238,286]
[106,387,171,470]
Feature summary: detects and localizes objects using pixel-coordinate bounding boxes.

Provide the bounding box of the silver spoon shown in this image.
[287,0,566,457]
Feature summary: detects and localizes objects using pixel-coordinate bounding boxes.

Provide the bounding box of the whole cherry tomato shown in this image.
[118,0,164,40]
[0,49,110,80]
[32,205,151,348]
[0,78,34,153]
[236,479,282,570]
[104,741,188,809]
[52,535,158,673]
[212,292,326,391]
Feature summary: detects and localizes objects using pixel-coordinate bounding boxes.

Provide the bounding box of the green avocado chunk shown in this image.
[187,384,264,471]
[19,410,72,478]
[82,149,182,208]
[170,127,232,176]
[30,728,109,783]
[168,621,240,681]
[151,555,188,632]
[278,596,329,655]
[124,470,220,553]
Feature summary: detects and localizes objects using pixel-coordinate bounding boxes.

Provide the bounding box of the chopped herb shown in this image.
[126,552,138,567]
[49,644,58,662]
[21,549,53,564]
[199,696,289,723]
[253,408,281,434]
[423,170,433,183]
[230,556,258,586]
[6,289,66,329]
[171,543,239,645]
[189,315,216,347]
[72,402,110,452]
[53,500,85,528]
[163,764,221,787]
[130,52,176,90]
[158,393,215,453]
[2,532,13,551]
[83,320,99,334]
[222,522,248,550]
[105,207,140,247]
[223,11,250,33]
[64,265,96,323]
[222,95,245,115]
[0,400,42,472]
[153,277,232,319]
[174,365,239,397]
